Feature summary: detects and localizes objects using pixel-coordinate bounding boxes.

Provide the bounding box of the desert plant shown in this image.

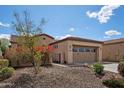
[16,47,33,66]
[118,61,124,77]
[103,78,124,88]
[5,48,28,66]
[34,45,53,66]
[93,62,104,75]
[0,67,15,79]
[0,59,9,69]
[12,11,46,74]
[5,48,20,66]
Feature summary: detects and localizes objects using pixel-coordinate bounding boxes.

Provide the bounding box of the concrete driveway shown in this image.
[54,62,119,73]
[103,62,118,73]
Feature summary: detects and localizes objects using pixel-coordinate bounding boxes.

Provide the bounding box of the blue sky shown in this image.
[0,5,124,41]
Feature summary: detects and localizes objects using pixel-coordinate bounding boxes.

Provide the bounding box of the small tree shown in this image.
[12,11,46,74]
[34,45,54,66]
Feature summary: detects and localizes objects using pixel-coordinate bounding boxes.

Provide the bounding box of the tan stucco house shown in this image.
[103,38,124,62]
[10,33,124,65]
[50,37,103,64]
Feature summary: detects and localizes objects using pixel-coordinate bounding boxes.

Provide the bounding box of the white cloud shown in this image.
[0,22,10,28]
[103,36,111,39]
[86,5,120,23]
[104,30,122,38]
[55,34,73,40]
[69,27,75,32]
[86,11,97,18]
[0,34,11,40]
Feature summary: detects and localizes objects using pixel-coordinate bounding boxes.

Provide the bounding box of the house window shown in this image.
[79,48,85,52]
[43,37,46,40]
[85,48,90,52]
[73,47,78,52]
[53,44,59,49]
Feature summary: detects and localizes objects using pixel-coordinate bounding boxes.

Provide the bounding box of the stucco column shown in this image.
[60,52,64,64]
[67,42,73,64]
[97,46,102,62]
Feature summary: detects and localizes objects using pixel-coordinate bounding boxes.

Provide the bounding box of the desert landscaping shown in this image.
[0,64,123,88]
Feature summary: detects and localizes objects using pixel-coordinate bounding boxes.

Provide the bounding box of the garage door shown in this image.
[73,46,97,63]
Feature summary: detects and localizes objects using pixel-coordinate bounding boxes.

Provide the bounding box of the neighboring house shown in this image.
[10,33,55,48]
[50,37,103,64]
[35,34,55,46]
[103,38,124,62]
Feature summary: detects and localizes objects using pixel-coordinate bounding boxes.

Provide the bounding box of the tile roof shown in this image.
[104,38,124,45]
[50,36,103,45]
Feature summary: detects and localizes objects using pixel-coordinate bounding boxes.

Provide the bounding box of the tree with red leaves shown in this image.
[34,45,54,66]
[13,11,47,74]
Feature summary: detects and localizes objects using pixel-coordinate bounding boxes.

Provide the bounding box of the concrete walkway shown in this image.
[52,63,68,67]
[103,63,118,73]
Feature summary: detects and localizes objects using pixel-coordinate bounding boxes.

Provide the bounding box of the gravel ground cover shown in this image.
[0,65,121,88]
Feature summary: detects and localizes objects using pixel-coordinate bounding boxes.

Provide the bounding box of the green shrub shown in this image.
[0,67,15,79]
[93,63,104,75]
[0,59,9,69]
[103,78,124,88]
[118,61,124,77]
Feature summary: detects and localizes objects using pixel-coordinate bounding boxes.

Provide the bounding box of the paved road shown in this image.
[103,63,118,73]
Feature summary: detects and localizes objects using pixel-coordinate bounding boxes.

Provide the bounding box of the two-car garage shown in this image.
[73,45,97,63]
